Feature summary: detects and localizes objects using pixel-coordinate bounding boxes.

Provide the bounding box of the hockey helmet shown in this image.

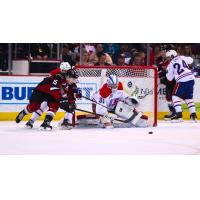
[60,62,71,73]
[165,50,177,59]
[65,69,79,79]
[107,75,119,88]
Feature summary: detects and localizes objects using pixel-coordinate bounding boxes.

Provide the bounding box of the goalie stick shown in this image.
[76,108,142,124]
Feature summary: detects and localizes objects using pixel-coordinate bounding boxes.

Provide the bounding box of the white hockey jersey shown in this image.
[166,56,194,82]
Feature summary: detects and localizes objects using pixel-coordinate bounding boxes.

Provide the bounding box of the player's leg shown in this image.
[15,90,43,123]
[93,94,115,128]
[171,82,184,122]
[164,80,176,120]
[184,80,197,122]
[60,112,74,130]
[25,102,48,128]
[40,95,60,130]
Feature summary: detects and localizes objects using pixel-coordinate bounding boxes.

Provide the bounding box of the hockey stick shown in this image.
[82,95,110,110]
[75,108,141,124]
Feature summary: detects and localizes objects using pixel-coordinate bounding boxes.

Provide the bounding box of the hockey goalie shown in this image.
[77,75,149,128]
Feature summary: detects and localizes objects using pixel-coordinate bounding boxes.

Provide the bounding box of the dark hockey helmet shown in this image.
[65,69,79,79]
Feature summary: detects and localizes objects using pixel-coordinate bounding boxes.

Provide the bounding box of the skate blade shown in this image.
[25,125,33,129]
[164,118,171,121]
[39,127,52,131]
[190,119,198,123]
[60,126,73,130]
[171,119,183,123]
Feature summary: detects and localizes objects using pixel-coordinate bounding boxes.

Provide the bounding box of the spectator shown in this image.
[176,44,183,55]
[61,44,76,66]
[182,44,193,57]
[76,50,93,66]
[116,53,127,66]
[89,43,113,65]
[138,52,146,65]
[95,52,111,66]
[30,43,50,59]
[131,53,143,66]
[113,43,132,65]
[84,43,96,54]
[103,43,120,58]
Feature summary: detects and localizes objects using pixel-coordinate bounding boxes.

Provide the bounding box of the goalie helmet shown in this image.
[165,50,177,59]
[107,75,119,89]
[60,62,71,73]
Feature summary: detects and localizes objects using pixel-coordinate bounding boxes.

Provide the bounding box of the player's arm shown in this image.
[184,56,194,68]
[50,68,61,76]
[166,63,175,81]
[50,74,63,100]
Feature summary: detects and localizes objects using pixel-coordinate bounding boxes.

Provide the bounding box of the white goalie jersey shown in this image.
[92,81,129,115]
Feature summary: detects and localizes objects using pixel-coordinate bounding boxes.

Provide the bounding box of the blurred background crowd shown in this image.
[1,43,200,76]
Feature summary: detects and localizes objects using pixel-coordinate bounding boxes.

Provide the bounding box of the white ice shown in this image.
[0,121,200,154]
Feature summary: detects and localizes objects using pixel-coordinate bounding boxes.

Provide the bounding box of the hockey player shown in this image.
[24,62,81,130]
[16,69,79,130]
[91,75,148,128]
[165,50,197,122]
[157,51,176,120]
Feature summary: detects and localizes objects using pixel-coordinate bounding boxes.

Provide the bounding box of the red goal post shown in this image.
[75,66,158,127]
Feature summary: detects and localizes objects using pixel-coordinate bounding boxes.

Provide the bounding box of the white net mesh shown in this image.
[75,66,157,126]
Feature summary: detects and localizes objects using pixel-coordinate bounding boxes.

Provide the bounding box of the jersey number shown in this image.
[52,80,58,86]
[173,60,188,75]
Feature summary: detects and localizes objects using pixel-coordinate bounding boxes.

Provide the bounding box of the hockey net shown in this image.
[75,66,158,127]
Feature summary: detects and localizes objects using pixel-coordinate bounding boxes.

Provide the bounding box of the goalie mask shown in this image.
[107,75,119,89]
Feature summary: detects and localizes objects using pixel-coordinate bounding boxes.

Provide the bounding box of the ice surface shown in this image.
[0,121,200,154]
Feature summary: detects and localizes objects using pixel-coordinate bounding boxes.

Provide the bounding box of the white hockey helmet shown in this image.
[165,50,177,59]
[60,62,71,73]
[107,75,119,89]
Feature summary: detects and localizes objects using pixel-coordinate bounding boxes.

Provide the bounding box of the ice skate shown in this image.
[40,121,52,131]
[25,120,34,129]
[16,110,27,123]
[171,112,183,123]
[60,118,73,130]
[190,113,197,123]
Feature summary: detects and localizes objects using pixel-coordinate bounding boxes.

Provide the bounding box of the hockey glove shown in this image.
[75,88,82,99]
[158,69,167,78]
[60,98,76,112]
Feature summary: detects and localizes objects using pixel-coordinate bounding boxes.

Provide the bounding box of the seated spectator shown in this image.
[30,43,50,60]
[138,52,146,65]
[84,43,96,54]
[113,43,132,64]
[131,53,143,66]
[95,52,111,66]
[116,53,127,66]
[61,44,76,66]
[76,50,93,66]
[89,43,113,65]
[182,44,193,57]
